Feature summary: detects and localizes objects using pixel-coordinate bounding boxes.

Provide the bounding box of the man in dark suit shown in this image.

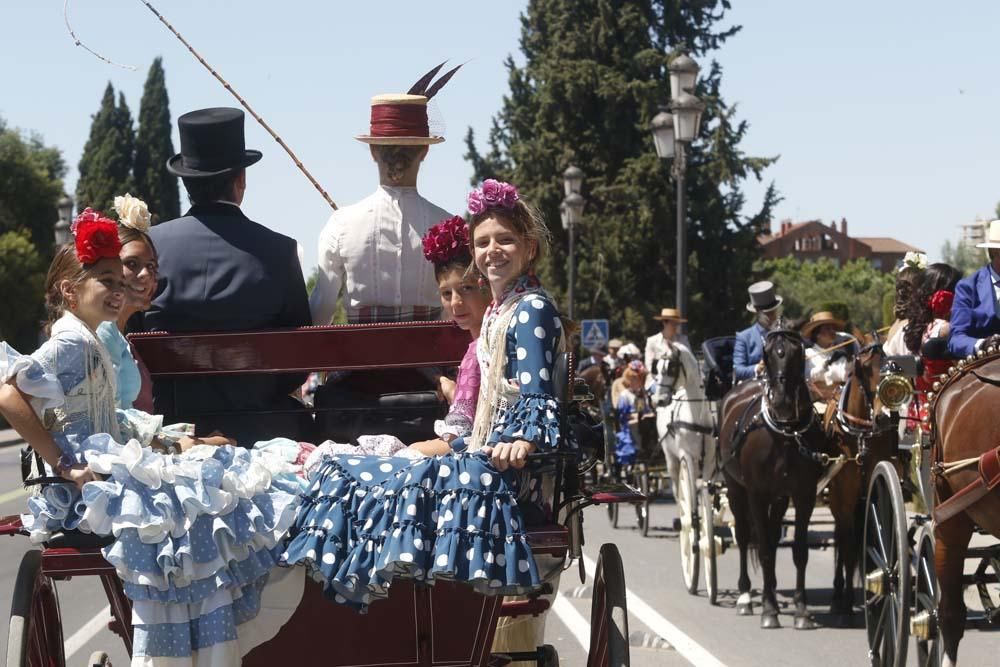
[948,220,1000,358]
[144,107,311,444]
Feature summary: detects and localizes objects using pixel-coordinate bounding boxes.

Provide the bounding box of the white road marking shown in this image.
[551,593,592,651]
[582,554,726,667]
[63,604,110,660]
[0,487,27,506]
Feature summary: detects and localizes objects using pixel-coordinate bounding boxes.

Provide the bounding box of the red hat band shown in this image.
[369,104,430,138]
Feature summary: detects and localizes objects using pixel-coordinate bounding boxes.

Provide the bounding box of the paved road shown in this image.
[1,439,997,666]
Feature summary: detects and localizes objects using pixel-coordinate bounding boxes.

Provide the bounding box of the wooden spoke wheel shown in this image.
[6,550,65,667]
[587,543,630,667]
[676,454,700,595]
[635,468,650,536]
[863,461,911,667]
[912,524,941,667]
[699,482,718,605]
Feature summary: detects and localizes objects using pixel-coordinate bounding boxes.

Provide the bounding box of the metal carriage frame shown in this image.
[3,321,644,667]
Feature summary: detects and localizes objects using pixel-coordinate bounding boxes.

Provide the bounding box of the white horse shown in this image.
[653,341,715,486]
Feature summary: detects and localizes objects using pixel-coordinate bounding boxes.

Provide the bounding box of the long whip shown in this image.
[63,0,337,210]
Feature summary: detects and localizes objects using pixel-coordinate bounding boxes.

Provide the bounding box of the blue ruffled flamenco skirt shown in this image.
[280,451,542,611]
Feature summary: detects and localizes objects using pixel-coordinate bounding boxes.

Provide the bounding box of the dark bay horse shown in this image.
[929,352,1000,666]
[719,327,838,629]
[824,342,898,621]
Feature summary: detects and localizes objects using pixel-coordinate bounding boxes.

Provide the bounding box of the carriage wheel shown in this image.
[912,524,941,667]
[699,482,718,605]
[536,644,559,667]
[587,543,630,667]
[607,499,620,528]
[676,454,700,595]
[6,550,65,667]
[636,468,650,536]
[863,461,911,667]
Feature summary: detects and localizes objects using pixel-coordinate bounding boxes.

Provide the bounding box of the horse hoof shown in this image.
[794,615,817,630]
[737,602,753,616]
[760,614,781,629]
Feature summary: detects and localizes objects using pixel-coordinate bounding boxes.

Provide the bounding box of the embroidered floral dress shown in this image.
[280,276,564,610]
[1,313,302,666]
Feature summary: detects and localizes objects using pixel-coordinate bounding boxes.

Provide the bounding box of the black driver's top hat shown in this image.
[166,107,262,178]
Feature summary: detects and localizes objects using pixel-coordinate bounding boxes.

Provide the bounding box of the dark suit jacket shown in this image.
[143,202,311,443]
[948,265,1000,358]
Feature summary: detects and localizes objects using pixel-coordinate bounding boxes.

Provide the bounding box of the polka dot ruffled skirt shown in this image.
[279,452,542,611]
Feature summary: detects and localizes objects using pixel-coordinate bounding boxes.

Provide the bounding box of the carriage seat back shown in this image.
[701,335,736,401]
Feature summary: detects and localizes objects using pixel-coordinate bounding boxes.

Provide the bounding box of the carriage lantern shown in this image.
[876,360,914,411]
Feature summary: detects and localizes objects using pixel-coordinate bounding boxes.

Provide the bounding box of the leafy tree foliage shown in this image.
[465,0,778,344]
[940,239,984,277]
[757,257,894,331]
[77,83,135,214]
[134,58,180,223]
[0,118,67,255]
[0,230,47,352]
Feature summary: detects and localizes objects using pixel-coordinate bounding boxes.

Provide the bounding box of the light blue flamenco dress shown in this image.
[2,313,303,665]
[280,275,565,610]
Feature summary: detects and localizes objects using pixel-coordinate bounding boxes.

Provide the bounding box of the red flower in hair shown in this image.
[422,216,470,265]
[928,289,954,319]
[74,210,122,265]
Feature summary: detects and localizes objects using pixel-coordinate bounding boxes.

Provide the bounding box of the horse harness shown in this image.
[726,387,831,469]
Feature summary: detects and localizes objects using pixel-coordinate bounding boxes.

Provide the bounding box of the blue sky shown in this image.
[2,1,998,272]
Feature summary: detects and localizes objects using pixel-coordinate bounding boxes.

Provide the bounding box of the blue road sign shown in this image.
[581,319,609,350]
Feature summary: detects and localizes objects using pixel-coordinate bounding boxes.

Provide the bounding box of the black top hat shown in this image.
[166,108,262,178]
[746,280,784,313]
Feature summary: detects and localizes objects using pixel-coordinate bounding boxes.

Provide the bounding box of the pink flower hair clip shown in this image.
[467,179,519,215]
[422,215,471,265]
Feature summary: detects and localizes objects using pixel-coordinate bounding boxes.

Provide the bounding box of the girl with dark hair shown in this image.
[884,262,925,355]
[903,262,962,355]
[95,194,158,411]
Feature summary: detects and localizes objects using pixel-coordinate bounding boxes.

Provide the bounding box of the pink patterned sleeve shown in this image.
[435,340,481,441]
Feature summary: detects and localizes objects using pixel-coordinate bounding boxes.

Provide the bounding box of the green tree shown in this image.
[77,83,135,214]
[134,57,180,223]
[0,230,47,352]
[757,257,894,331]
[0,118,67,255]
[940,239,984,277]
[465,0,778,344]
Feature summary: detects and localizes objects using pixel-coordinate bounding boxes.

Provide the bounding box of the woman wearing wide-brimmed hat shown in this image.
[801,311,858,403]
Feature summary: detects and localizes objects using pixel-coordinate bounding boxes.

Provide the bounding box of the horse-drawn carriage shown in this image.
[2,321,644,666]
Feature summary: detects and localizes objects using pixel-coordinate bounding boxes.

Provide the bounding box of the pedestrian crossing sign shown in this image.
[581,319,609,350]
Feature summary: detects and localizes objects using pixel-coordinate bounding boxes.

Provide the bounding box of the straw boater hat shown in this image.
[801,311,846,339]
[976,220,1000,249]
[746,281,783,313]
[355,62,462,146]
[653,307,687,322]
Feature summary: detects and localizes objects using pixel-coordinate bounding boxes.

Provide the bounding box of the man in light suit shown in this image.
[144,108,311,445]
[733,281,784,382]
[948,220,1000,358]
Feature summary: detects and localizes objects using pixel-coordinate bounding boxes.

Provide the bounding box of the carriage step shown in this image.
[629,630,671,650]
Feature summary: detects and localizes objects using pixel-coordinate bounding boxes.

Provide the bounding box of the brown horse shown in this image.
[929,352,1000,666]
[824,342,898,621]
[720,327,838,629]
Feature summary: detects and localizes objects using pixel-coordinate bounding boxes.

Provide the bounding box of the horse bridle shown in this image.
[760,330,813,437]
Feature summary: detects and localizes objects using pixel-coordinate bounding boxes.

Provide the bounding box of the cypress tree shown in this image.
[134,57,180,223]
[465,0,779,343]
[77,83,135,214]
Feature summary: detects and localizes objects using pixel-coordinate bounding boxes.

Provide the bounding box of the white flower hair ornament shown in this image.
[113,193,151,233]
[900,251,927,272]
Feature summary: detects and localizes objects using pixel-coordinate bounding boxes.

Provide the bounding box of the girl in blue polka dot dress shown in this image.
[280,180,568,616]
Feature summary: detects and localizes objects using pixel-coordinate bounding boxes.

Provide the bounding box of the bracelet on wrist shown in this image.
[55,453,76,477]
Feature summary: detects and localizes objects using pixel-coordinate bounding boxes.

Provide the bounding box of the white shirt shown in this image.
[310,186,452,324]
[644,332,691,371]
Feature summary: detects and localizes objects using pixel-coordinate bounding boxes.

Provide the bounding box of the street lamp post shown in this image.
[54,194,74,247]
[650,54,705,332]
[561,166,585,321]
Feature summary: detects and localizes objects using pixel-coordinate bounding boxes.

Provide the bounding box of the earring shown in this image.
[477,275,487,289]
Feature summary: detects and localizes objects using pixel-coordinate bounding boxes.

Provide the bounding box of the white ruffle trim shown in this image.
[0,342,64,418]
